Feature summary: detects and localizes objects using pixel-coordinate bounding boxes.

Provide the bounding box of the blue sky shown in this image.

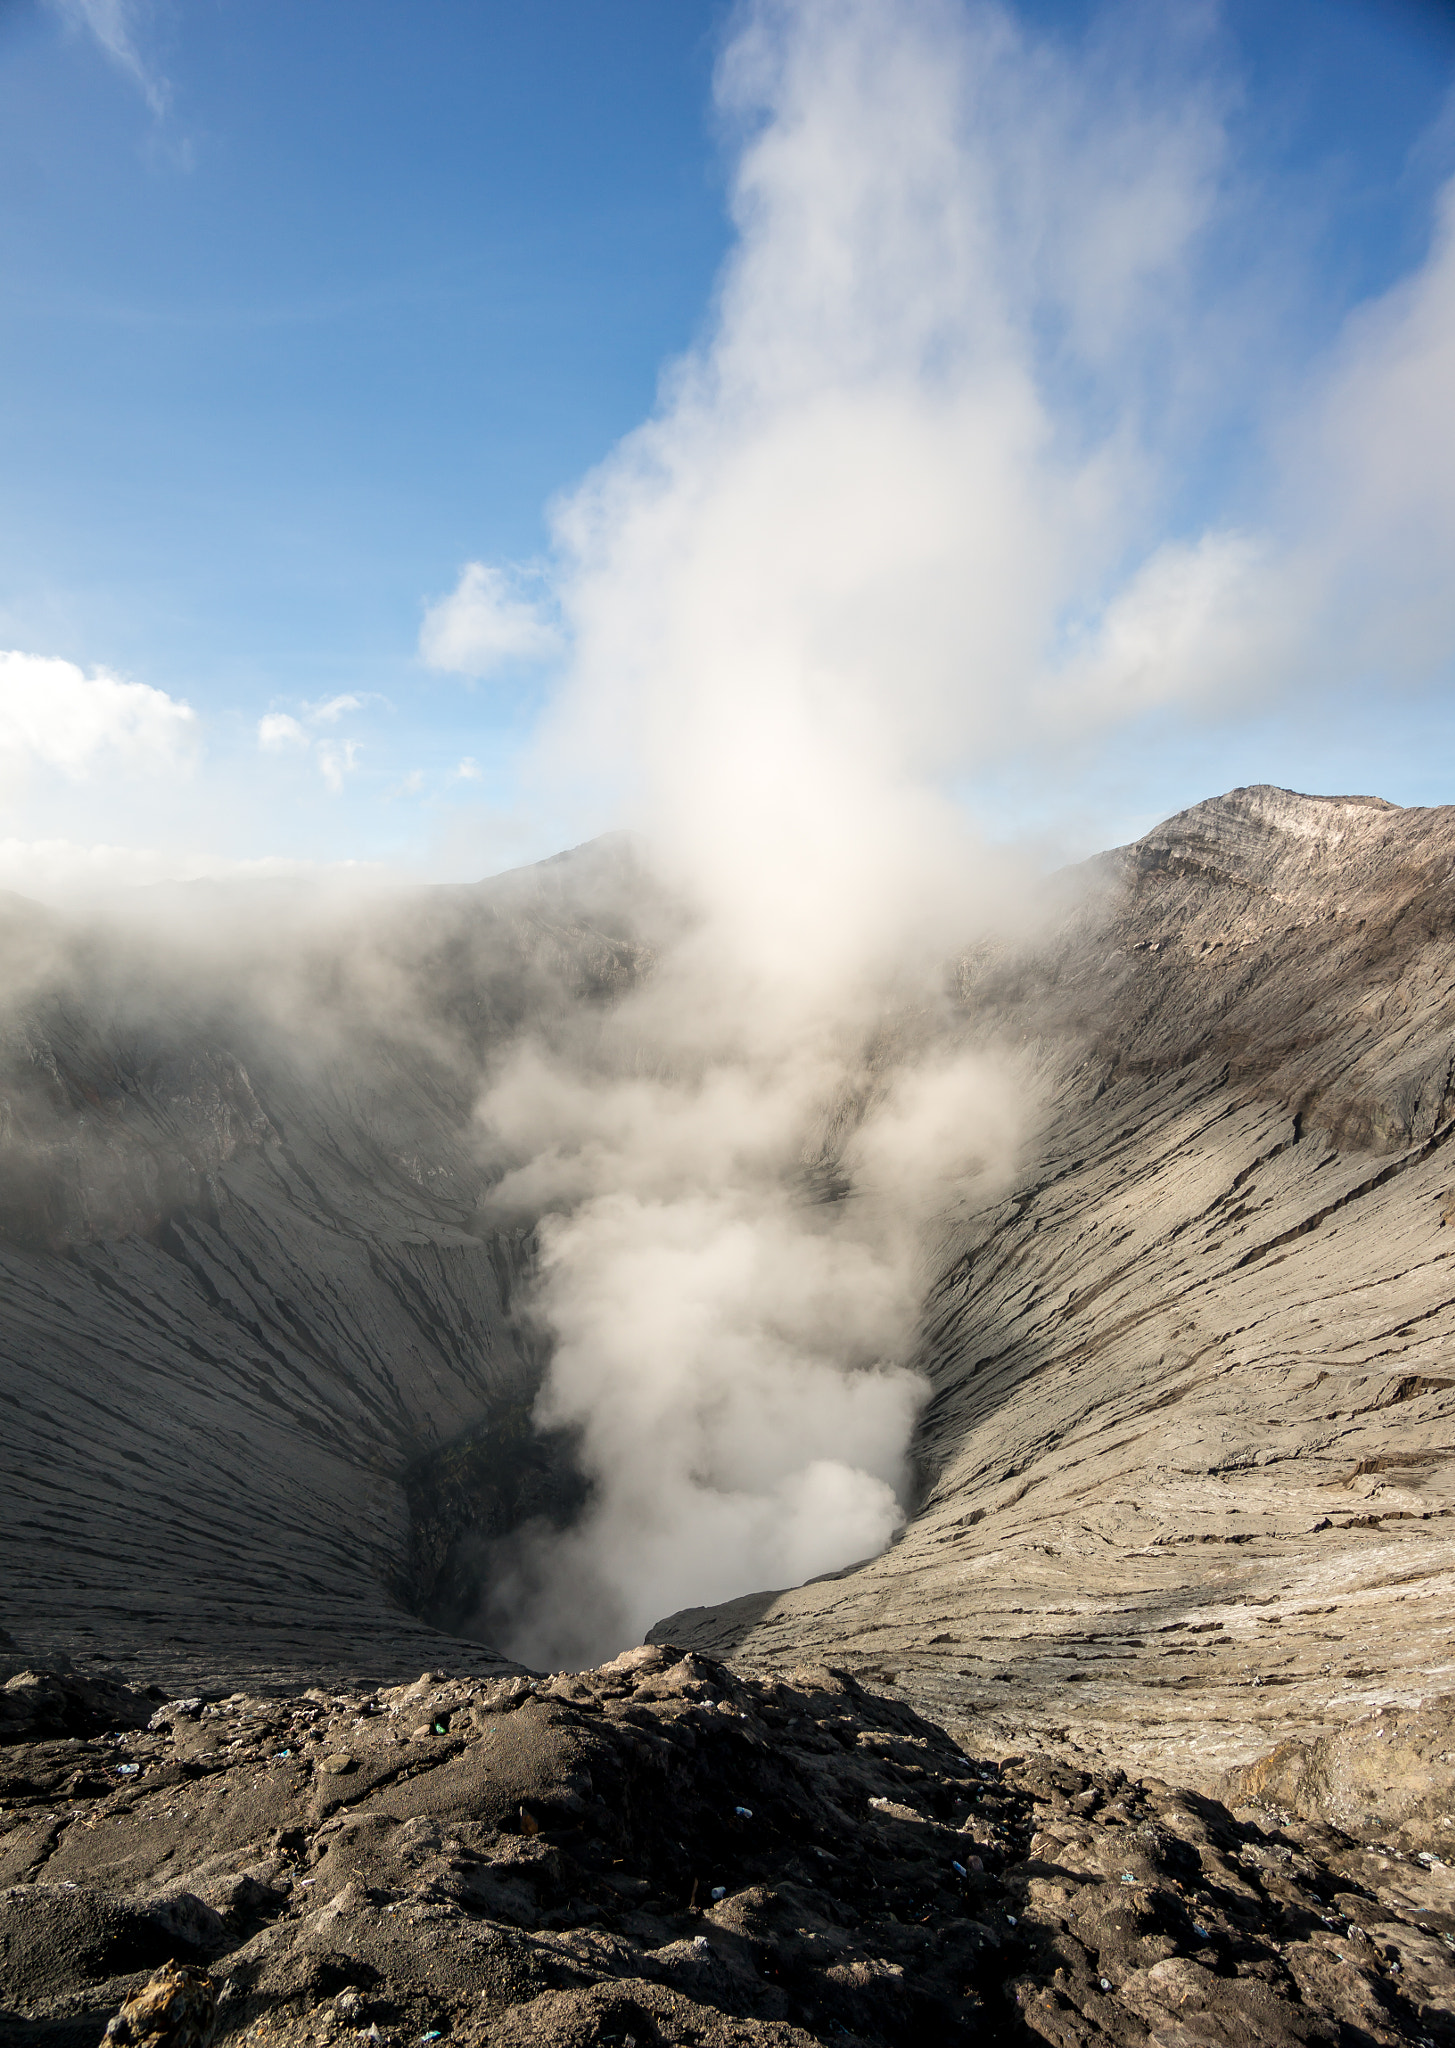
[2,0,1455,892]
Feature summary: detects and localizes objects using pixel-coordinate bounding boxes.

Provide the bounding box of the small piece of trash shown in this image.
[1100,1979,1112,1992]
[1006,1914,1017,1925]
[1193,1924,1209,1938]
[420,2034,442,2042]
[711,1886,727,1900]
[1120,1872,1136,1885]
[433,1722,446,1734]
[734,1806,752,1818]
[693,1934,710,1950]
[952,1861,967,1877]
[116,1763,140,1776]
[300,1879,316,1888]
[273,1749,292,1760]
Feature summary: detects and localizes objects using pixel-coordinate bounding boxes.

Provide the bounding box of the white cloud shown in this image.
[257,712,309,751]
[1037,168,1455,726]
[419,562,561,678]
[317,739,360,794]
[304,692,364,724]
[453,757,483,781]
[0,650,195,785]
[44,0,169,116]
[258,696,374,788]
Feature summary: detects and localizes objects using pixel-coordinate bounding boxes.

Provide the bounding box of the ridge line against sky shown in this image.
[1,0,1454,897]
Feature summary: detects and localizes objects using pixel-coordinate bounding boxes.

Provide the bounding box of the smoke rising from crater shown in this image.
[464,0,1234,1666]
[453,0,1455,1666]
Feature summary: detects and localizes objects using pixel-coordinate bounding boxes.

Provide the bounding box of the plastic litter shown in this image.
[734,1806,752,1818]
[1119,1872,1135,1885]
[1006,1913,1017,1925]
[952,1861,967,1877]
[420,2034,442,2042]
[1193,1924,1209,1938]
[693,1934,710,1950]
[1100,1979,1111,1992]
[116,1763,140,1776]
[711,1886,727,1900]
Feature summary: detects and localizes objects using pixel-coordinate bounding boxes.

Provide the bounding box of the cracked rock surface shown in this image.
[660,787,1455,1791]
[5,1651,1455,2048]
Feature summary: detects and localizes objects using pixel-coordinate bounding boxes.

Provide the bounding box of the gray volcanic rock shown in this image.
[657,788,1455,1802]
[3,1646,1452,2048]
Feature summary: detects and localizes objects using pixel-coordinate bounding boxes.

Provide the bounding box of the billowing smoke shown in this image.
[461,0,1232,1666]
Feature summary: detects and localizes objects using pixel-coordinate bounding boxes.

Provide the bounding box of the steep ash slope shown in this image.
[660,788,1455,1788]
[0,845,656,1693]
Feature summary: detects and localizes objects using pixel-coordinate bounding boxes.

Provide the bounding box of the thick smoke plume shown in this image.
[463,0,1233,1667]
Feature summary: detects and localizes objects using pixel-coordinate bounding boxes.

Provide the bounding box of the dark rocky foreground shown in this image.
[5,1653,1455,2048]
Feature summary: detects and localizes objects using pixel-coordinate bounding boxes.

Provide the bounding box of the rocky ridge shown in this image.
[5,1653,1455,2048]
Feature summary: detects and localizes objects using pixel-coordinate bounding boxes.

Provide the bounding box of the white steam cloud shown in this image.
[438,0,1455,1666]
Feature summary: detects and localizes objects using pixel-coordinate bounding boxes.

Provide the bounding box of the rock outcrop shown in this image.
[5,1647,1454,2048]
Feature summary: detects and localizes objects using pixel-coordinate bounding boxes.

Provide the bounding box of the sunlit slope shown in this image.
[658,787,1455,1786]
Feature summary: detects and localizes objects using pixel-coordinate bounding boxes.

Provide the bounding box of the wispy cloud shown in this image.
[257,695,374,791]
[419,562,561,679]
[317,739,360,794]
[303,692,365,724]
[45,0,170,117]
[257,713,309,752]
